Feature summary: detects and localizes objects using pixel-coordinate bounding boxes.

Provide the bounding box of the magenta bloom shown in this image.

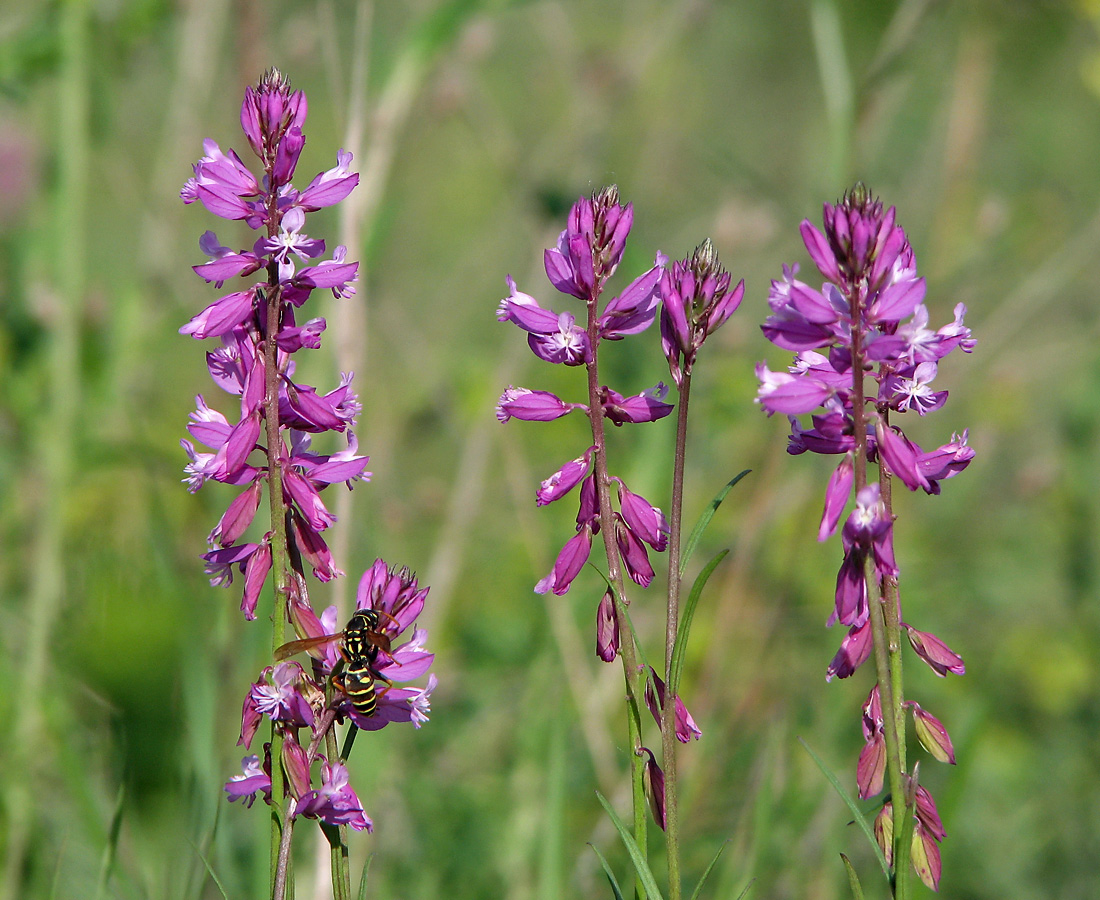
[188,73,436,848]
[659,239,746,387]
[293,758,373,832]
[225,754,272,808]
[761,188,972,889]
[498,186,672,622]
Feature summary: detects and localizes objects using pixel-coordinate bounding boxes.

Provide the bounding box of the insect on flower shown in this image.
[276,610,399,717]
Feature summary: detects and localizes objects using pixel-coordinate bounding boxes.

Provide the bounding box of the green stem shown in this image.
[661,371,691,900]
[585,289,648,900]
[324,725,352,900]
[263,187,293,896]
[877,454,911,899]
[847,287,908,897]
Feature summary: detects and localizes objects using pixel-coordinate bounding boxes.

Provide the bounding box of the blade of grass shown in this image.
[669,549,729,697]
[589,843,626,900]
[687,840,728,900]
[839,853,865,900]
[679,471,749,579]
[93,784,125,900]
[798,737,890,880]
[192,843,230,900]
[595,791,666,900]
[356,854,373,900]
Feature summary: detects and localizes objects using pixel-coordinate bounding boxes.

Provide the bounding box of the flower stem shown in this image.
[585,295,648,898]
[661,370,692,900]
[263,255,293,897]
[848,288,908,898]
[324,725,352,900]
[877,458,911,899]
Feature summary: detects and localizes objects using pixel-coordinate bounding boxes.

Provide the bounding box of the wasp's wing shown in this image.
[274,632,342,661]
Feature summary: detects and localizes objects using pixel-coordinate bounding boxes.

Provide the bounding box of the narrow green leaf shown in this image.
[669,549,729,696]
[680,470,749,579]
[733,879,756,900]
[588,843,626,900]
[93,783,125,900]
[595,791,666,900]
[687,839,729,900]
[191,844,230,900]
[356,854,374,900]
[798,737,890,880]
[839,854,865,900]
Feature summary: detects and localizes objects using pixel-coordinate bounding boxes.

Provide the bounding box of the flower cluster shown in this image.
[227,562,438,825]
[180,71,435,835]
[659,238,745,388]
[496,187,672,657]
[180,69,366,620]
[756,185,972,889]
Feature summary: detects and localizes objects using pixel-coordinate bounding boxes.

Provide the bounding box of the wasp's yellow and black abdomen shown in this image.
[339,660,379,718]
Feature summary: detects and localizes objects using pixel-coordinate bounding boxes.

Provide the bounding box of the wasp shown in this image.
[275,609,398,718]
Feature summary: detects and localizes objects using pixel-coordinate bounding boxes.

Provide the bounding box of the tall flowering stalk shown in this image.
[497,186,671,887]
[657,239,744,899]
[180,70,436,900]
[757,184,973,895]
[498,190,742,900]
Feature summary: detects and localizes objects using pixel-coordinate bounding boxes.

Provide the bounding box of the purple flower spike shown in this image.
[659,240,745,386]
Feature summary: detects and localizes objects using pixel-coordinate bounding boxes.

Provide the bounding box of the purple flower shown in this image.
[757,186,974,513]
[638,746,666,831]
[819,455,854,541]
[496,186,671,679]
[239,661,317,748]
[535,527,594,596]
[909,701,956,764]
[225,753,272,808]
[601,383,674,426]
[354,560,429,637]
[595,589,618,662]
[616,482,669,551]
[856,731,886,799]
[496,387,578,423]
[543,186,633,298]
[659,240,745,386]
[826,619,872,681]
[644,668,703,743]
[537,448,594,507]
[616,517,655,587]
[600,256,665,340]
[905,625,965,676]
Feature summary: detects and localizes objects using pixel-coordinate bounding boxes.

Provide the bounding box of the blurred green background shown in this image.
[1,0,1098,897]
